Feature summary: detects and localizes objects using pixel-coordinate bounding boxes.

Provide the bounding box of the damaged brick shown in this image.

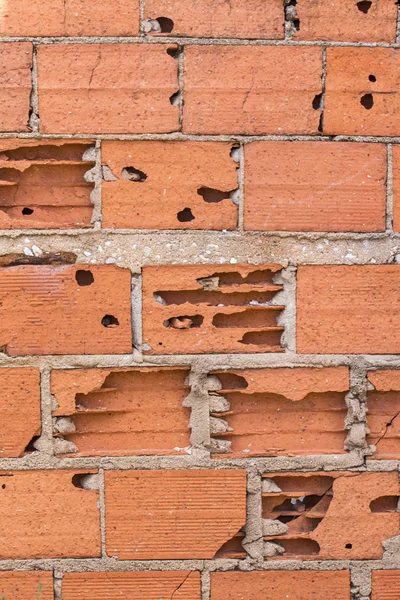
[367,370,400,459]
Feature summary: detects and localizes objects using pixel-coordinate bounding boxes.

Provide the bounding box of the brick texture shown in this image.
[372,570,400,600]
[367,370,400,460]
[0,43,32,132]
[0,572,54,599]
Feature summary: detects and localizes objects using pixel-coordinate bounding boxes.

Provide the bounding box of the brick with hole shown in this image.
[0,264,131,355]
[183,46,322,134]
[372,570,400,600]
[143,0,283,38]
[142,264,285,354]
[101,141,239,230]
[0,43,32,132]
[324,47,400,136]
[367,370,400,460]
[0,572,54,600]
[244,141,387,232]
[211,571,350,600]
[292,0,397,42]
[105,469,246,559]
[0,470,100,558]
[37,45,179,134]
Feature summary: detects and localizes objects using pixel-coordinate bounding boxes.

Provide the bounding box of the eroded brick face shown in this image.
[367,370,400,460]
[0,43,32,132]
[0,572,54,600]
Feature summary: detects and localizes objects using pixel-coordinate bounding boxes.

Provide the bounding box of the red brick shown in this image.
[63,572,201,599]
[37,45,179,134]
[183,46,322,135]
[51,367,191,456]
[391,145,400,232]
[0,470,100,558]
[244,141,387,232]
[105,469,246,559]
[210,367,349,458]
[293,0,397,42]
[324,47,400,136]
[367,370,400,460]
[211,571,350,600]
[144,0,283,38]
[102,141,238,230]
[142,264,284,354]
[297,266,400,354]
[0,264,131,356]
[372,570,400,600]
[0,572,53,599]
[0,368,40,458]
[262,472,399,560]
[0,43,32,132]
[0,0,139,36]
[0,140,95,229]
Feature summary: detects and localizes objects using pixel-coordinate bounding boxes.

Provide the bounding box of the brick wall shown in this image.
[0,2,399,599]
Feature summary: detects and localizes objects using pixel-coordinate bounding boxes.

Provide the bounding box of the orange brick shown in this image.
[211,571,350,600]
[324,47,400,136]
[183,46,322,134]
[392,145,400,232]
[372,570,400,600]
[297,266,400,354]
[293,0,397,42]
[51,367,191,456]
[37,45,179,134]
[0,43,32,132]
[0,470,100,558]
[367,370,400,460]
[101,141,238,230]
[0,264,131,356]
[0,0,139,35]
[63,572,201,599]
[144,0,283,38]
[0,572,53,600]
[210,367,349,458]
[244,141,387,232]
[0,368,40,458]
[142,264,284,354]
[105,470,246,559]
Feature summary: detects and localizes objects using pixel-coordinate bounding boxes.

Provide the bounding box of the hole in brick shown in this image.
[360,93,374,109]
[214,531,246,559]
[75,269,94,287]
[21,207,34,215]
[156,17,174,32]
[197,187,232,203]
[71,473,93,489]
[239,330,283,346]
[154,290,277,306]
[271,538,320,556]
[369,74,377,82]
[197,269,277,287]
[167,47,179,58]
[121,166,147,182]
[101,314,120,328]
[213,308,282,328]
[212,372,249,390]
[370,496,399,512]
[177,207,195,222]
[0,252,77,267]
[164,315,204,329]
[170,91,181,106]
[345,543,352,549]
[24,435,40,454]
[312,93,323,110]
[357,0,372,13]
[1,484,5,489]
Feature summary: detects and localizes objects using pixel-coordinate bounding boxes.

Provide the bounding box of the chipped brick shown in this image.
[244,141,387,232]
[183,46,322,134]
[0,470,100,558]
[37,45,179,134]
[51,367,191,456]
[297,266,400,354]
[142,264,285,354]
[0,43,32,133]
[262,472,400,560]
[0,264,131,355]
[101,141,238,230]
[367,370,400,460]
[372,570,400,600]
[63,571,201,599]
[105,470,246,559]
[0,572,53,599]
[209,367,349,458]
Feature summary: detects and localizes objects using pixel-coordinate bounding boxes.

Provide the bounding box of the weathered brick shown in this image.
[142,264,284,354]
[211,571,350,600]
[0,470,100,558]
[372,570,400,600]
[183,46,322,134]
[0,572,53,599]
[0,264,131,355]
[209,367,349,458]
[37,45,179,134]
[0,0,139,36]
[63,572,201,599]
[292,0,397,42]
[324,47,400,136]
[0,43,32,132]
[105,470,246,559]
[367,370,400,460]
[262,472,399,560]
[244,141,387,232]
[0,140,95,229]
[0,368,40,458]
[392,145,400,232]
[101,141,238,230]
[297,266,400,354]
[51,367,191,456]
[144,0,283,38]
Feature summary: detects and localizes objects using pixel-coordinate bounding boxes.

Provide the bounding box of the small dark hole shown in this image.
[345,543,353,549]
[177,207,195,222]
[167,47,179,58]
[293,18,300,30]
[357,0,372,13]
[360,93,374,109]
[121,166,147,182]
[22,207,34,215]
[2,484,5,489]
[75,269,94,287]
[170,91,180,106]
[369,74,377,82]
[157,17,174,32]
[312,93,322,110]
[101,314,120,328]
